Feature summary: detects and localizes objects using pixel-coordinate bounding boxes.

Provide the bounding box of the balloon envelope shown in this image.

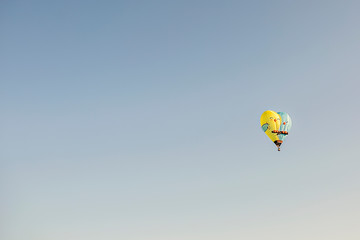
[277,112,292,141]
[260,110,281,143]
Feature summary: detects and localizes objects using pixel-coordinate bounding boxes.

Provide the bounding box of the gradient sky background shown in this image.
[1,1,360,239]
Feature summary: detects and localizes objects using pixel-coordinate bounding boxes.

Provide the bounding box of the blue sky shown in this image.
[1,1,360,239]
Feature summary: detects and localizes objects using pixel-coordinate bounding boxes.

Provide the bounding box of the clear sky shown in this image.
[1,1,360,239]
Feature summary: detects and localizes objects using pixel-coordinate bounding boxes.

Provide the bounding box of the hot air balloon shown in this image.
[260,110,291,151]
[277,112,292,144]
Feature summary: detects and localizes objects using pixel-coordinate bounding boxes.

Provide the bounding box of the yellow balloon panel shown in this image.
[260,110,281,142]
